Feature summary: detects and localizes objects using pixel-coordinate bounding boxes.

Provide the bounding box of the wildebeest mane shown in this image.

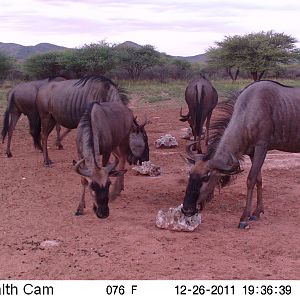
[202,94,241,188]
[74,75,116,87]
[74,75,129,105]
[203,98,236,161]
[78,101,100,167]
[117,86,129,105]
[242,80,294,93]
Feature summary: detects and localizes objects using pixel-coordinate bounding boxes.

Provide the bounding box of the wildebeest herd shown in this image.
[2,74,300,229]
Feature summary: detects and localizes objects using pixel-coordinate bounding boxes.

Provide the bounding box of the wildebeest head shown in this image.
[128,117,149,165]
[181,142,241,216]
[75,155,126,219]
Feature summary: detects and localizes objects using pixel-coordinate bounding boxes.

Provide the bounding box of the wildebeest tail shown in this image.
[1,92,14,143]
[194,84,205,138]
[30,114,42,149]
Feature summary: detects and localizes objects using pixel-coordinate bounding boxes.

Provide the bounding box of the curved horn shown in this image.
[179,108,190,121]
[186,141,198,160]
[140,114,148,128]
[185,141,205,162]
[180,107,189,118]
[134,115,148,128]
[105,153,119,174]
[74,158,93,177]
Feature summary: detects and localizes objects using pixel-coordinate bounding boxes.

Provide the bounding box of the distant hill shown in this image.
[174,53,207,63]
[0,41,206,62]
[118,41,206,62]
[118,41,142,49]
[0,42,68,60]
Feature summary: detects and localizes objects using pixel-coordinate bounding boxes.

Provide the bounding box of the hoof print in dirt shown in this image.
[132,161,161,177]
[155,134,178,148]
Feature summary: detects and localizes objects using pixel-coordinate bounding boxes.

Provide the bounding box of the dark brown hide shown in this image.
[1,77,66,157]
[183,80,300,228]
[36,76,128,165]
[180,75,218,153]
[75,101,149,219]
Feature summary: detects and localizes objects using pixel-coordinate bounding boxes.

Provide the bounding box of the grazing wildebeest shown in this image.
[1,77,67,157]
[180,75,218,153]
[74,101,149,218]
[36,75,129,166]
[183,98,235,201]
[181,80,300,229]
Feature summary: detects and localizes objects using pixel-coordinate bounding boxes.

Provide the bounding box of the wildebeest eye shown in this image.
[201,171,211,182]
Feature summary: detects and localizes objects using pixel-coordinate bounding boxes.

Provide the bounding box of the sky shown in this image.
[1,0,300,56]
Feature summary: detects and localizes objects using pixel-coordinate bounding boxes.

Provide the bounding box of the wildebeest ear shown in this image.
[109,169,127,177]
[208,157,242,175]
[218,167,243,176]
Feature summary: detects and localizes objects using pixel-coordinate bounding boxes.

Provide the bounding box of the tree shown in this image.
[71,41,116,76]
[206,36,243,81]
[0,52,15,80]
[172,59,192,79]
[116,44,160,79]
[23,52,65,78]
[206,31,300,81]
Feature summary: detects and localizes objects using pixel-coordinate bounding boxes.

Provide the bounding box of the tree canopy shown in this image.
[206,31,300,81]
[0,52,15,80]
[115,45,160,79]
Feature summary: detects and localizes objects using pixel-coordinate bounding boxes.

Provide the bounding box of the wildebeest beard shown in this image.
[90,181,110,218]
[127,132,149,165]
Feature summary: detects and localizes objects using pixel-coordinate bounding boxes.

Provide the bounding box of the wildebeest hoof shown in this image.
[5,152,12,158]
[75,210,83,216]
[44,160,53,167]
[249,215,258,221]
[57,144,64,150]
[238,221,250,229]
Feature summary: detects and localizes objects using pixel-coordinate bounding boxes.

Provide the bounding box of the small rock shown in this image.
[132,161,161,176]
[155,134,178,148]
[40,240,60,247]
[156,204,201,232]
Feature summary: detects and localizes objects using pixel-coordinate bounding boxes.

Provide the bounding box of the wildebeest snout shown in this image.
[93,204,109,219]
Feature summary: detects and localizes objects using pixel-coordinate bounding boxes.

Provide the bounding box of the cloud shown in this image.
[1,0,300,55]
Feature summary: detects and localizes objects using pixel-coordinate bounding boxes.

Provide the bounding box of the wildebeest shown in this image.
[181,80,300,229]
[1,77,66,157]
[74,101,149,218]
[180,75,218,152]
[183,98,235,201]
[36,75,129,166]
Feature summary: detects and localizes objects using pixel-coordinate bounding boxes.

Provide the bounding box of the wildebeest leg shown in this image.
[75,177,88,216]
[239,145,267,229]
[250,171,264,220]
[55,124,64,150]
[109,151,126,201]
[247,155,264,221]
[28,113,42,152]
[205,111,213,146]
[5,112,21,157]
[194,126,202,154]
[41,116,56,166]
[55,126,71,150]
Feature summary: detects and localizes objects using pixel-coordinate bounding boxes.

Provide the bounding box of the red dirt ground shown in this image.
[0,99,299,280]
